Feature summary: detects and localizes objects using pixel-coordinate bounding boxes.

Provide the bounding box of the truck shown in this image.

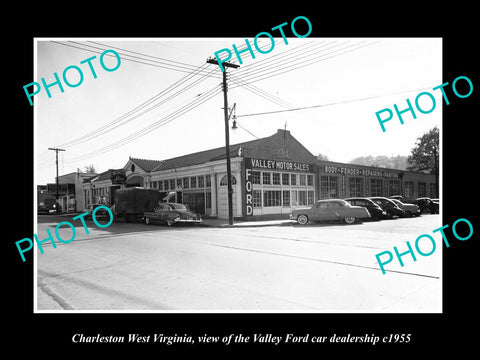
[113,187,162,222]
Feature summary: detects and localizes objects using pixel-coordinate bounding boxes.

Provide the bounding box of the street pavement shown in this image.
[35,214,442,312]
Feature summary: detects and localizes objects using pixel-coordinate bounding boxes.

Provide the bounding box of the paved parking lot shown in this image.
[36,214,442,312]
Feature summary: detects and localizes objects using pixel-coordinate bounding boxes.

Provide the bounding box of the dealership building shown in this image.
[81,129,437,219]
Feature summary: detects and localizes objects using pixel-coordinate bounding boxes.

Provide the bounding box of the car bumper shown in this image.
[174,218,203,224]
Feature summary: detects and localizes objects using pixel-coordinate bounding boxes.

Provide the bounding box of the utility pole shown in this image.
[48,147,65,214]
[207,58,239,225]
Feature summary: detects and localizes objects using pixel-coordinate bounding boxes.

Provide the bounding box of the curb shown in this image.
[200,220,294,228]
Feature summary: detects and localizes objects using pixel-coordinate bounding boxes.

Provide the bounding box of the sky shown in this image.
[35,37,442,185]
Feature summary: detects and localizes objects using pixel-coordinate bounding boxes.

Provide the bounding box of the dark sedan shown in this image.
[411,197,439,214]
[143,203,202,226]
[369,197,406,218]
[345,197,386,220]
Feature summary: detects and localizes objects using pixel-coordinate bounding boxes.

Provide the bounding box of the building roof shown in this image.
[83,169,123,183]
[128,157,165,172]
[130,129,317,173]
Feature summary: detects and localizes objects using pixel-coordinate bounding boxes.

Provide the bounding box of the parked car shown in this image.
[390,199,421,217]
[369,197,406,218]
[143,203,202,226]
[37,204,51,215]
[411,197,439,214]
[345,197,386,220]
[290,199,371,225]
[389,195,404,202]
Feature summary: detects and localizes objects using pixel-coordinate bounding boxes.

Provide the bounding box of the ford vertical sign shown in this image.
[244,158,253,217]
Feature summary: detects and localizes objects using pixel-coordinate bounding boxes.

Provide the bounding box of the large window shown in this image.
[307,174,314,186]
[307,190,315,205]
[263,190,281,207]
[387,180,400,196]
[220,175,237,186]
[291,191,298,206]
[249,170,314,210]
[370,179,383,196]
[320,176,338,198]
[404,181,414,198]
[349,177,363,197]
[299,174,306,186]
[262,172,271,185]
[252,171,261,184]
[418,182,427,197]
[298,191,307,205]
[290,173,297,186]
[272,172,281,185]
[253,190,262,208]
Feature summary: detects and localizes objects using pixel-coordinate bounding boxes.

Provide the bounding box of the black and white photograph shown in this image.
[7,6,478,355]
[33,36,442,312]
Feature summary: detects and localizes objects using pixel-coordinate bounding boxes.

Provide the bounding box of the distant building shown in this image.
[44,171,97,213]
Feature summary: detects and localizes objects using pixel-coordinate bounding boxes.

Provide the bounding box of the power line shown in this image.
[236,85,437,118]
[46,62,215,150]
[237,41,379,84]
[88,40,210,72]
[229,74,293,109]
[51,41,221,78]
[66,85,223,162]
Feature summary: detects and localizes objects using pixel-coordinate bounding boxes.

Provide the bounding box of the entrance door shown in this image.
[218,175,237,219]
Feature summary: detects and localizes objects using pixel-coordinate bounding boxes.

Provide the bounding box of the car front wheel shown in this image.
[297,214,309,225]
[344,217,356,224]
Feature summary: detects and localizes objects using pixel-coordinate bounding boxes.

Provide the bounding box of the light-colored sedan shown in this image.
[290,199,371,225]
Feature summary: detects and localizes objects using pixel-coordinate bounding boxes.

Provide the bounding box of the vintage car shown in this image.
[411,197,439,214]
[390,199,421,217]
[143,202,202,226]
[290,199,371,225]
[345,197,386,220]
[369,197,405,218]
[389,195,404,202]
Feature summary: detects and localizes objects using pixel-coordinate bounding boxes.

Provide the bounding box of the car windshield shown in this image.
[170,204,187,211]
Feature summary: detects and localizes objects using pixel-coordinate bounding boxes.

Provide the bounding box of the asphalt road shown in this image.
[36,214,442,312]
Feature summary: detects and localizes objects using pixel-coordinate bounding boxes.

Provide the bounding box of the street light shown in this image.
[229,103,237,130]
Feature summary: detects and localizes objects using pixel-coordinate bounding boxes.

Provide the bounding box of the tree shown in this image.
[317,153,329,161]
[406,127,439,174]
[83,164,97,173]
[349,155,407,169]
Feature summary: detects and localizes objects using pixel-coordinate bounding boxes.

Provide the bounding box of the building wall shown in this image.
[317,161,437,200]
[243,157,316,218]
[147,158,244,219]
[57,172,95,212]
